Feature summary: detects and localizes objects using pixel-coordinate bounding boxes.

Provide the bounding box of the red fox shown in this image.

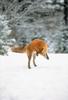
[11,39,49,69]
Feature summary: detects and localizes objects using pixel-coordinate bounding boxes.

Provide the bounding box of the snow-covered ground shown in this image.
[0,52,68,100]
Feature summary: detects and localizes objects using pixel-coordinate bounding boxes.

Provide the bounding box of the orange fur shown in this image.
[11,39,49,68]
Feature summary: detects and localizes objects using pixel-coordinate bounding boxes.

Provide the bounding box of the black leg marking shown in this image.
[28,55,31,69]
[33,53,37,67]
[46,53,49,60]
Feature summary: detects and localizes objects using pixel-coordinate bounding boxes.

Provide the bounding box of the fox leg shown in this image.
[33,52,37,67]
[27,51,32,69]
[28,55,31,69]
[46,53,49,60]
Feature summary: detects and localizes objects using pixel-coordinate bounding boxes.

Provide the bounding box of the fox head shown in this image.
[40,44,49,60]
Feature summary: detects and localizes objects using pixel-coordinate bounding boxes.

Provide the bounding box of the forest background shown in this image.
[0,0,68,55]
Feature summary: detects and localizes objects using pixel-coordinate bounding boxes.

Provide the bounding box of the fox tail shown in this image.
[11,45,27,53]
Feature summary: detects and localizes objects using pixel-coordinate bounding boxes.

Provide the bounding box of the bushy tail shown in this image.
[11,45,27,53]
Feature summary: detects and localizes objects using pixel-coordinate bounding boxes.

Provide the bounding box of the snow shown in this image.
[0,52,68,100]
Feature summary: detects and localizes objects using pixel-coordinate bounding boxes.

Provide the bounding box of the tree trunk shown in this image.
[64,0,68,25]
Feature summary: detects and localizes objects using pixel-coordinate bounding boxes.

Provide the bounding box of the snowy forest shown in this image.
[0,0,68,55]
[0,1,68,100]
